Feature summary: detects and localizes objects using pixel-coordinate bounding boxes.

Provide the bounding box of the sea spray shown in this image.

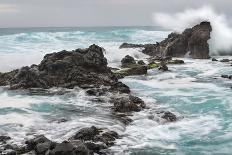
[153,6,232,55]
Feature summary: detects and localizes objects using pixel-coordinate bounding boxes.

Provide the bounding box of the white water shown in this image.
[153,6,232,55]
[0,27,232,154]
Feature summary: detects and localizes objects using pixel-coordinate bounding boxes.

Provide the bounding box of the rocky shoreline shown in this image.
[2,21,230,155]
[0,44,178,155]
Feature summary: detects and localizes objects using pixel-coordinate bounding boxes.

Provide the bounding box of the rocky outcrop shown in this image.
[121,55,136,68]
[1,126,119,155]
[111,95,146,113]
[120,21,212,59]
[0,45,128,93]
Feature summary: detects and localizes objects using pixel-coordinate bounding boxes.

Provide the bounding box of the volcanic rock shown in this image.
[120,22,212,59]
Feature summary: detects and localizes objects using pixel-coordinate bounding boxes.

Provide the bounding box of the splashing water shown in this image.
[153,6,232,55]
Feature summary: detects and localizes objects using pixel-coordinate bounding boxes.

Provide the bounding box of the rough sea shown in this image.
[0,27,232,155]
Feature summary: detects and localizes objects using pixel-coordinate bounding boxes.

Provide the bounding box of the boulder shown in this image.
[0,45,120,90]
[112,95,146,113]
[72,126,99,141]
[120,22,212,59]
[121,55,136,68]
[137,60,146,65]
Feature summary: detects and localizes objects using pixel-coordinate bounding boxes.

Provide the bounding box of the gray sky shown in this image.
[0,0,231,27]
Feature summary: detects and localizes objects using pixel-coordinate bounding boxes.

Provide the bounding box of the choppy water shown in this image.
[0,27,232,155]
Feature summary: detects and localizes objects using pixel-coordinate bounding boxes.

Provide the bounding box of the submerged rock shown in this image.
[120,22,212,59]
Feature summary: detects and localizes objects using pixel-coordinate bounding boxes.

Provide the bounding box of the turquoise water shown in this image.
[0,27,232,155]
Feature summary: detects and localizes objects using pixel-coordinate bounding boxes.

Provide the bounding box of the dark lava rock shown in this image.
[121,55,136,68]
[120,22,212,59]
[137,60,146,65]
[112,95,146,113]
[109,82,130,94]
[0,136,11,142]
[0,44,119,90]
[72,126,99,141]
[157,111,177,122]
[69,126,119,153]
[212,58,218,61]
[25,135,51,150]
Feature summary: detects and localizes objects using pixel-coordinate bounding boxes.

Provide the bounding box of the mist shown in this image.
[153,6,232,55]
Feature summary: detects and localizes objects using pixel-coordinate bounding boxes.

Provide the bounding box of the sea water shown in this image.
[0,27,231,155]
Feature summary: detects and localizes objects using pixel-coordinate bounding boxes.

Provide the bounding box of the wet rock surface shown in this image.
[121,55,136,68]
[0,45,120,91]
[111,95,146,113]
[120,22,212,59]
[1,126,118,155]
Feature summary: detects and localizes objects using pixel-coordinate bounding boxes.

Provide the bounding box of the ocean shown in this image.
[0,27,232,155]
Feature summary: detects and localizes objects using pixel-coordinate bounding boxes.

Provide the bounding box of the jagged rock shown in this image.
[72,126,99,141]
[25,135,51,151]
[112,95,146,113]
[159,111,177,122]
[137,60,146,65]
[120,22,212,59]
[121,55,136,68]
[70,126,119,152]
[109,82,130,94]
[0,45,119,90]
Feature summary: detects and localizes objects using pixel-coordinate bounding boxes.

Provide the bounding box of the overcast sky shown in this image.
[0,0,231,27]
